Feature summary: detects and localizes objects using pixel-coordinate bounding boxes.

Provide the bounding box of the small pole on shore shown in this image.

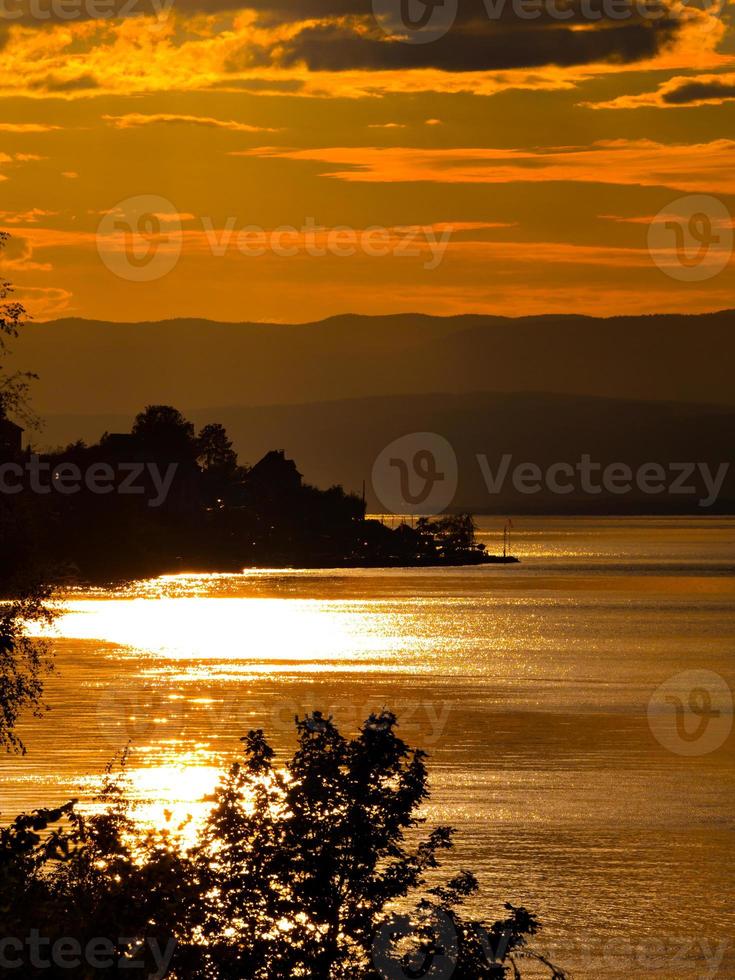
[503,518,513,558]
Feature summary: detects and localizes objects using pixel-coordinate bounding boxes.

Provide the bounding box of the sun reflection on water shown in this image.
[35,595,413,665]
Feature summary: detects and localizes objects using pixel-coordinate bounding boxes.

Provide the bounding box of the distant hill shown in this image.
[15,310,735,416]
[37,390,735,514]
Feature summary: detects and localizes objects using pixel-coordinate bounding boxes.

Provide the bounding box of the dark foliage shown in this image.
[0,241,56,750]
[0,584,55,754]
[1,403,494,585]
[0,233,38,430]
[0,713,566,979]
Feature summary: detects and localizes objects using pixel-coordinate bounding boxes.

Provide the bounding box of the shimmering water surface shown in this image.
[2,517,734,978]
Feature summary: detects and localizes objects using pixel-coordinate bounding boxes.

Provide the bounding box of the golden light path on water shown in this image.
[48,593,410,666]
[5,518,735,978]
[35,579,429,835]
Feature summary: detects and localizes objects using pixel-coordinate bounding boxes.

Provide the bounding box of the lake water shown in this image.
[2,516,734,978]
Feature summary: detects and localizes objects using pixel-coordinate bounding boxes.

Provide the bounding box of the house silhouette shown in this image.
[0,408,22,459]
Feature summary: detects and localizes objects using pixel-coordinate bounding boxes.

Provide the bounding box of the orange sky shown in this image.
[0,0,733,321]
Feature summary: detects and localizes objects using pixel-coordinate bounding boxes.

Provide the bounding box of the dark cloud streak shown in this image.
[278,15,681,72]
[662,79,735,103]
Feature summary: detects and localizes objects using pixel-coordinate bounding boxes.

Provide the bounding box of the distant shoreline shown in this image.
[48,552,520,589]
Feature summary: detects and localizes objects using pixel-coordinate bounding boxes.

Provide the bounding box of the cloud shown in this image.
[1,0,725,101]
[13,286,73,319]
[600,210,733,230]
[29,73,100,93]
[0,208,60,223]
[663,78,735,103]
[241,139,735,192]
[208,77,304,92]
[0,152,46,179]
[103,112,281,132]
[586,72,735,108]
[276,11,682,74]
[0,122,61,132]
[0,235,53,272]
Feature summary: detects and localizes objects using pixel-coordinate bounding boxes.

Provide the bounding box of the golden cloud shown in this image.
[102,112,281,131]
[240,139,735,193]
[585,71,735,108]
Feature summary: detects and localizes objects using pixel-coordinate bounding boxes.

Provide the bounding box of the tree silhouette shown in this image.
[0,586,55,754]
[416,515,485,562]
[197,423,238,474]
[130,405,197,461]
[197,422,246,506]
[0,232,38,429]
[190,710,454,978]
[0,712,566,978]
[189,711,566,979]
[0,234,55,752]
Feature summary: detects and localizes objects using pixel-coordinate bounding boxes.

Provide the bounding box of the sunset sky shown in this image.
[1,0,734,322]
